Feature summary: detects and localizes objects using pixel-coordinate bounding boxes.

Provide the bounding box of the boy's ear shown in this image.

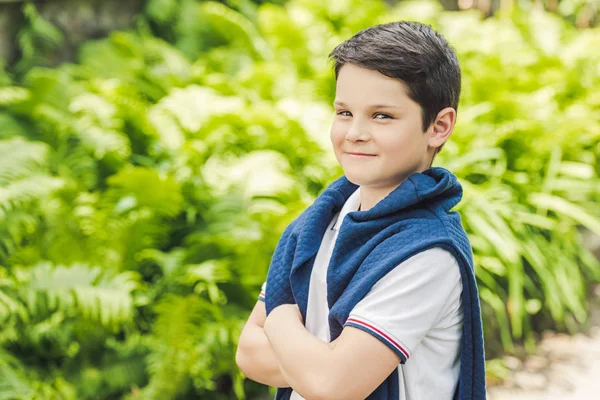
[427,107,456,149]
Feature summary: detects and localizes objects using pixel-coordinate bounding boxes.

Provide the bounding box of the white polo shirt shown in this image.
[259,188,463,400]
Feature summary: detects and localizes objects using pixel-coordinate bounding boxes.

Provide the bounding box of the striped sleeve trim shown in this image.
[258,282,266,302]
[345,317,410,363]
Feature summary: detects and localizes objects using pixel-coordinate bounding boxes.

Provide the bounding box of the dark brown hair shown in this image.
[328,21,461,153]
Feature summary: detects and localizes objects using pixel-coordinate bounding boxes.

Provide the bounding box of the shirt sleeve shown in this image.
[257,281,266,302]
[344,247,463,364]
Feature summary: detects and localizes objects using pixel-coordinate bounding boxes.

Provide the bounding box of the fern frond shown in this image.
[135,248,186,277]
[0,176,66,219]
[0,139,62,221]
[143,294,205,400]
[18,263,139,330]
[182,261,232,305]
[0,87,31,106]
[105,167,183,218]
[145,0,181,25]
[16,3,64,73]
[21,3,64,48]
[69,92,120,130]
[0,349,76,400]
[76,125,131,161]
[0,289,29,325]
[68,334,150,399]
[149,85,243,136]
[0,347,78,400]
[199,1,272,60]
[0,113,29,140]
[0,352,34,400]
[99,335,150,393]
[92,80,160,148]
[0,138,50,185]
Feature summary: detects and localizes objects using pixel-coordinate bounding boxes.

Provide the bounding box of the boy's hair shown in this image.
[328,21,461,156]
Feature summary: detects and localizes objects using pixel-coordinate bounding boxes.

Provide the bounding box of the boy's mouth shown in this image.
[346,152,377,157]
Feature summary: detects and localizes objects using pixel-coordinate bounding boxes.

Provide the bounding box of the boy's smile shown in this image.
[346,153,377,157]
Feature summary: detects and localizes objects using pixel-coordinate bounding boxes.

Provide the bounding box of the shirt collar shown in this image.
[332,187,361,231]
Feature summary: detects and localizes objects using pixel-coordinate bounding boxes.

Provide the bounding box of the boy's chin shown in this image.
[342,172,373,187]
[343,171,414,189]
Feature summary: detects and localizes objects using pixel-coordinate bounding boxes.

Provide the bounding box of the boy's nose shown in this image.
[345,120,371,142]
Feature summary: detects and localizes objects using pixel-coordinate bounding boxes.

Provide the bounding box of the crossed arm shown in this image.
[235,301,401,400]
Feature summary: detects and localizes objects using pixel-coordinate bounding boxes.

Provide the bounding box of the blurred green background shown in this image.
[0,0,599,398]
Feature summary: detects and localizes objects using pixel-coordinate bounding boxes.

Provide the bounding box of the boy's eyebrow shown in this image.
[333,100,400,109]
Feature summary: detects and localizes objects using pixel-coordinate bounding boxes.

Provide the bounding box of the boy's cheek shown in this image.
[330,124,346,144]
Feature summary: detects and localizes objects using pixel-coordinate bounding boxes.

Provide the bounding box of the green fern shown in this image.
[0,137,66,263]
[66,335,150,399]
[0,139,51,184]
[0,348,76,400]
[15,263,139,330]
[0,176,66,220]
[145,0,181,25]
[0,114,29,140]
[0,87,31,106]
[16,3,64,73]
[199,1,272,60]
[142,294,204,400]
[105,167,184,218]
[0,349,34,400]
[0,61,12,87]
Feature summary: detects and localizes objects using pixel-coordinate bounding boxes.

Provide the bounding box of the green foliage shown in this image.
[16,3,64,74]
[0,0,599,398]
[432,5,600,353]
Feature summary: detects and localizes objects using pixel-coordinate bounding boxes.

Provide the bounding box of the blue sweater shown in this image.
[265,167,486,399]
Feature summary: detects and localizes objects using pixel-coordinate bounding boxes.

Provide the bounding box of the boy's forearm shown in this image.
[236,323,291,388]
[264,306,336,399]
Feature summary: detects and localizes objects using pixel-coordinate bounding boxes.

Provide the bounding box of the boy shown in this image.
[236,21,486,400]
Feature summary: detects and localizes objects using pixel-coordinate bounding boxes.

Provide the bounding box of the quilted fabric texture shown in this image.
[265,167,486,400]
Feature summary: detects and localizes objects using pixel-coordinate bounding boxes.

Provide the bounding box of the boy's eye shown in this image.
[336,111,393,119]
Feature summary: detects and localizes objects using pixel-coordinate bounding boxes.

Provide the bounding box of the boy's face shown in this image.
[331,64,435,190]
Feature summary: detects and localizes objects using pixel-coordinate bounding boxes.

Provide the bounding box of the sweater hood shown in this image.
[325,166,462,220]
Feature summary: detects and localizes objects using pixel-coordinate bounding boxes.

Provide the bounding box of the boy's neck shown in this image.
[358,184,400,212]
[357,165,433,211]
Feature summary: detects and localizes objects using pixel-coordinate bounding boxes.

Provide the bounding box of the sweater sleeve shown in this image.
[344,247,463,363]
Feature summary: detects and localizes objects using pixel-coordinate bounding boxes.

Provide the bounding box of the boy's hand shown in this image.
[264,304,303,336]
